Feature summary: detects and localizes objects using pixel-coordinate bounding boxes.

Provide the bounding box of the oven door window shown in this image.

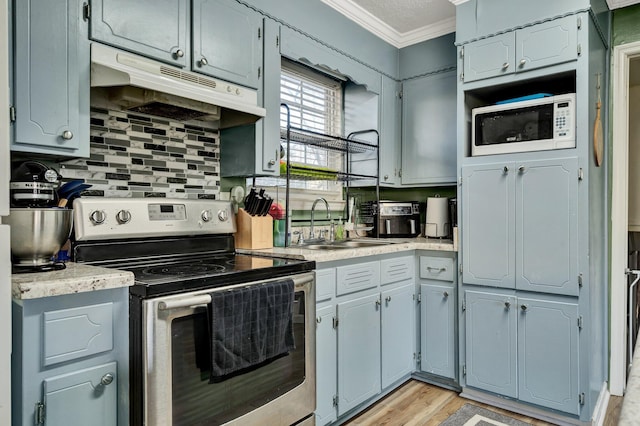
[475,103,554,146]
[170,291,306,425]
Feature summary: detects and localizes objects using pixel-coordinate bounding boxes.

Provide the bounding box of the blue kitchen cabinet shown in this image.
[192,0,263,89]
[315,303,337,426]
[401,70,457,186]
[462,157,579,296]
[12,0,89,157]
[464,289,518,398]
[420,282,456,380]
[464,290,580,414]
[337,292,381,415]
[90,0,190,67]
[381,281,416,388]
[462,15,578,83]
[220,18,280,177]
[12,288,129,426]
[43,362,118,426]
[461,162,515,289]
[379,76,401,186]
[518,297,580,415]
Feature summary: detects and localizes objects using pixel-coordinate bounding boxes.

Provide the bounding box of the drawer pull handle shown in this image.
[426,266,446,272]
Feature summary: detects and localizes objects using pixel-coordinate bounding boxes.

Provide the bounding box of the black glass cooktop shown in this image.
[123,253,315,297]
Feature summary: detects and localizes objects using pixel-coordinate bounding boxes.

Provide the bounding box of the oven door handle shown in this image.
[158,295,212,311]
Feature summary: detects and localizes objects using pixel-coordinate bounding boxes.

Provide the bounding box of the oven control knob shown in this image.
[218,209,229,222]
[116,209,132,224]
[201,209,213,222]
[89,210,106,225]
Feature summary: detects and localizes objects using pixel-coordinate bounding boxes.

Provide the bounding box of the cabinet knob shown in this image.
[384,175,389,181]
[521,304,528,312]
[504,301,511,309]
[268,159,276,166]
[502,62,509,70]
[61,130,73,140]
[101,373,114,386]
[519,58,527,67]
[518,165,525,173]
[385,296,392,303]
[316,316,322,324]
[375,299,381,308]
[503,166,509,174]
[174,49,184,58]
[199,57,208,67]
[443,291,449,298]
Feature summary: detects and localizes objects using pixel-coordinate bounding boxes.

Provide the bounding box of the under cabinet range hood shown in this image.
[90,43,265,126]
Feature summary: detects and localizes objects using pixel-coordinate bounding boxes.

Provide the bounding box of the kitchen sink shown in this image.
[298,239,393,250]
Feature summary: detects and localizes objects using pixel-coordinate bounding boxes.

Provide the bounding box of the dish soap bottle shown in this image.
[335,217,344,241]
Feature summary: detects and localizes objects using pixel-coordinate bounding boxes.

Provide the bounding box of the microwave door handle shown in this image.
[385,219,391,235]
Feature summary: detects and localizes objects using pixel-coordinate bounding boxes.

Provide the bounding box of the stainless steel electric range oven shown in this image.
[71,198,316,426]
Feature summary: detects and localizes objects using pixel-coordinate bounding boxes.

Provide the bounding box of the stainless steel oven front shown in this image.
[142,272,316,426]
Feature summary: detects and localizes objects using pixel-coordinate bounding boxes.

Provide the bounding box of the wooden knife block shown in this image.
[235,208,273,249]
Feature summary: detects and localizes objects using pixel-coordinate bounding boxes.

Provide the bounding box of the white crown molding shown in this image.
[322,0,455,48]
[606,0,640,9]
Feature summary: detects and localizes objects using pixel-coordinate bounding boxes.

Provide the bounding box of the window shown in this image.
[250,59,344,199]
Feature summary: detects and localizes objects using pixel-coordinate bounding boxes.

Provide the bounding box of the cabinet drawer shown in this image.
[380,256,415,285]
[43,302,114,366]
[419,256,454,282]
[336,261,380,296]
[316,268,336,302]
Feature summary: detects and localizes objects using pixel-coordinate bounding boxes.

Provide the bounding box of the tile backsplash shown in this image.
[58,107,221,199]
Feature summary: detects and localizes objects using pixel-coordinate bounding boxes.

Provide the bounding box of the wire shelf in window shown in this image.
[280,127,377,154]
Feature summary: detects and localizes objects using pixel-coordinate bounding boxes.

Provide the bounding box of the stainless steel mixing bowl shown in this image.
[2,208,73,266]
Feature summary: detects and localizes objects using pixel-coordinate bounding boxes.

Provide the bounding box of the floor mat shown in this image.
[439,403,532,426]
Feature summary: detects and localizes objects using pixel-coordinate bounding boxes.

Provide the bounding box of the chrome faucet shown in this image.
[310,198,331,241]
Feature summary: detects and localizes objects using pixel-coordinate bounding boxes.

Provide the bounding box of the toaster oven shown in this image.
[361,201,421,238]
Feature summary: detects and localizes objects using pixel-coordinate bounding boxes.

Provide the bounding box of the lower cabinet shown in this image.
[315,255,417,425]
[420,282,456,379]
[464,289,580,415]
[12,288,129,426]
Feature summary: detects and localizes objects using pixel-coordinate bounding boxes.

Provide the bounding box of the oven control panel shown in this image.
[73,198,236,240]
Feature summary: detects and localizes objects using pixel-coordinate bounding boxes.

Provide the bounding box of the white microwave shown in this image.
[471,93,575,156]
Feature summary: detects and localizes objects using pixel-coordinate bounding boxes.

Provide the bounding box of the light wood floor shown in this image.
[344,380,623,426]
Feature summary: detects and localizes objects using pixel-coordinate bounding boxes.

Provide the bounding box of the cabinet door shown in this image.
[515,15,577,73]
[401,71,457,185]
[260,19,281,175]
[465,290,517,398]
[381,283,415,388]
[315,304,337,426]
[380,76,401,186]
[43,362,117,426]
[515,158,578,296]
[421,283,456,379]
[90,0,189,67]
[463,32,515,83]
[13,0,89,157]
[462,163,515,288]
[518,297,579,414]
[337,293,381,415]
[193,0,263,89]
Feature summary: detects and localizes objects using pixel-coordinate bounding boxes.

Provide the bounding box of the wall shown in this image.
[612,4,640,47]
[399,33,457,80]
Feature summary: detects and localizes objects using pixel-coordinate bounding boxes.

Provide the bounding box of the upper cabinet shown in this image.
[401,70,457,186]
[379,76,401,186]
[462,15,578,83]
[12,0,90,157]
[90,0,263,89]
[192,0,263,89]
[90,0,190,67]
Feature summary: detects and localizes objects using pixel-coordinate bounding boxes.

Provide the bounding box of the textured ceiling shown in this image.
[351,0,455,34]
[322,0,456,47]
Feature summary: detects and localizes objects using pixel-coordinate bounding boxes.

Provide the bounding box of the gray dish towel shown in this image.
[208,279,295,383]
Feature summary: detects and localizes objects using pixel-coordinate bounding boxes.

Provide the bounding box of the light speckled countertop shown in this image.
[620,339,640,424]
[12,262,134,300]
[238,237,456,262]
